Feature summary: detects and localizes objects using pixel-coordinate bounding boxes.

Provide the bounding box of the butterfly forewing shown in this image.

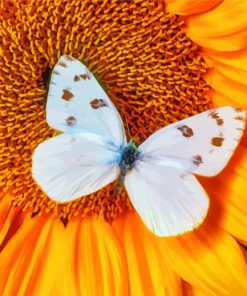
[139,106,246,176]
[46,55,126,146]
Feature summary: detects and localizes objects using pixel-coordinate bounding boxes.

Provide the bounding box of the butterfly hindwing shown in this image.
[125,161,209,236]
[46,55,126,146]
[32,133,121,202]
[139,106,246,176]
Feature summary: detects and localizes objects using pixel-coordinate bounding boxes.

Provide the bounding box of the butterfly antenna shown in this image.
[132,115,165,143]
[122,104,131,141]
[132,126,148,143]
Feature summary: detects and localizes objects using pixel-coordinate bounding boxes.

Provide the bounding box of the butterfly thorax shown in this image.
[114,141,139,195]
[121,141,139,166]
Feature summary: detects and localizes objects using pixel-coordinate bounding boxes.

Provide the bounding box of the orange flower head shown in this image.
[1,0,247,295]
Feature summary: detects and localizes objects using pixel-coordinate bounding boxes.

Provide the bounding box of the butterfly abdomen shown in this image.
[114,170,127,196]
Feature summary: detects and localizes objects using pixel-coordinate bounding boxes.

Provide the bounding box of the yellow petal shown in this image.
[161,220,247,294]
[113,211,182,296]
[186,0,247,51]
[165,0,223,16]
[193,288,215,296]
[0,216,128,296]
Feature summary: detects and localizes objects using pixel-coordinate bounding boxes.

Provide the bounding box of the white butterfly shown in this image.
[32,55,246,237]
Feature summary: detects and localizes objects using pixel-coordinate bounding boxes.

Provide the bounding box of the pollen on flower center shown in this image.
[0,0,212,225]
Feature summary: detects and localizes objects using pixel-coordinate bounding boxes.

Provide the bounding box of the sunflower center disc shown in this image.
[0,0,212,225]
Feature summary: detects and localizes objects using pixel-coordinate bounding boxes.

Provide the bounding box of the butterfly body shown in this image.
[32,55,246,237]
[114,141,139,195]
[120,141,139,168]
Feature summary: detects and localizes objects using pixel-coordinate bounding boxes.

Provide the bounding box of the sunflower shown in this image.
[0,0,247,295]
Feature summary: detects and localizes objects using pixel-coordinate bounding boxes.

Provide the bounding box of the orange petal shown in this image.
[182,281,197,296]
[0,195,12,232]
[0,215,128,296]
[204,49,247,87]
[186,0,247,51]
[200,143,247,244]
[123,212,247,294]
[183,283,219,296]
[113,211,182,296]
[0,194,25,250]
[206,68,247,108]
[163,226,247,294]
[165,0,223,16]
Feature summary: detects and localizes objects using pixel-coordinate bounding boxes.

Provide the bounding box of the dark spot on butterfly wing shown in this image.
[192,155,203,166]
[53,70,60,75]
[74,73,90,81]
[80,73,90,80]
[65,116,77,127]
[211,137,224,147]
[74,75,80,81]
[90,99,108,109]
[234,107,243,113]
[209,111,224,126]
[58,61,67,67]
[177,125,194,137]
[62,89,74,101]
[64,55,75,61]
[235,116,245,122]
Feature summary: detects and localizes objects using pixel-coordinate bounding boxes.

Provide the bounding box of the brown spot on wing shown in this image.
[211,137,224,147]
[209,111,224,126]
[74,73,90,81]
[80,73,90,80]
[62,89,74,101]
[53,70,60,75]
[234,107,243,113]
[65,116,77,127]
[193,155,203,166]
[235,116,245,121]
[74,75,80,81]
[177,125,194,137]
[64,55,75,61]
[58,61,67,67]
[90,99,108,109]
